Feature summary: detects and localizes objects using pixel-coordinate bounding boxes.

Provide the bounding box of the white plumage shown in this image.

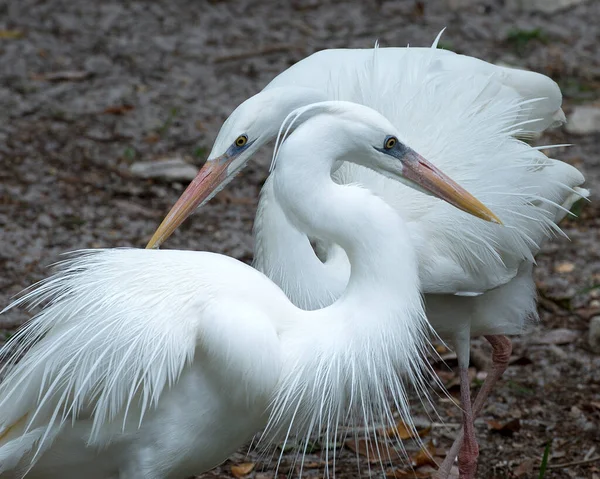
[255,39,583,300]
[144,35,588,478]
[254,43,587,478]
[257,43,588,478]
[0,103,483,478]
[0,251,283,479]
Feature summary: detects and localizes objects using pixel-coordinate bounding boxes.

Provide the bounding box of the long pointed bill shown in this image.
[401,149,502,224]
[146,157,231,249]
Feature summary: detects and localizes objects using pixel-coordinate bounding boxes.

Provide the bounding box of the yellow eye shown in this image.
[384,136,397,150]
[235,135,248,147]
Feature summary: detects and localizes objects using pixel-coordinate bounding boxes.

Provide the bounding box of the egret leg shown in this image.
[473,335,512,415]
[439,333,479,479]
[457,365,478,479]
[435,335,512,478]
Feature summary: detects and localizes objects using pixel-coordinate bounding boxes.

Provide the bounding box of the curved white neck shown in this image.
[270,128,421,314]
[253,176,347,310]
[262,122,430,447]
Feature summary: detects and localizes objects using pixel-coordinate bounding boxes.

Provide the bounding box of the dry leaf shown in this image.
[385,469,412,478]
[487,418,521,436]
[386,467,431,478]
[231,462,255,478]
[575,307,600,320]
[0,29,24,39]
[412,1,425,17]
[345,438,371,457]
[514,458,534,477]
[555,261,575,273]
[144,133,161,144]
[345,438,403,463]
[487,419,503,431]
[411,440,437,468]
[103,104,134,115]
[383,420,431,440]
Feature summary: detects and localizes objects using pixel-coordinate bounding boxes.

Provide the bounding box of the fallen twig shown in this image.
[213,44,302,63]
[547,455,600,469]
[31,70,92,82]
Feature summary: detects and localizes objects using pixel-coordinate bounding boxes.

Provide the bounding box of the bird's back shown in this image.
[265,45,565,134]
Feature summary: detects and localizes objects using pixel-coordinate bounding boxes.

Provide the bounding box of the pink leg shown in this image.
[457,366,478,478]
[435,335,512,479]
[472,335,512,415]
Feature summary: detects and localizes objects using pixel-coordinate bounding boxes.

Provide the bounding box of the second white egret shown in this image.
[146,38,587,478]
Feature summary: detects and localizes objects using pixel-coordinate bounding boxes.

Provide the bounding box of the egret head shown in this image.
[370,134,502,224]
[274,101,502,225]
[146,87,326,248]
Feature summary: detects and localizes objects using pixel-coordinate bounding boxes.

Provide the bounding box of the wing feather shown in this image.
[0,249,254,454]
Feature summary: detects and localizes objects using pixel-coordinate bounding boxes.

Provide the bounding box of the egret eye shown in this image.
[235,135,248,148]
[384,136,397,150]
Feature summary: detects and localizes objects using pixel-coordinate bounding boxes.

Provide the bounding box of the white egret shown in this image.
[146,37,588,478]
[0,103,497,479]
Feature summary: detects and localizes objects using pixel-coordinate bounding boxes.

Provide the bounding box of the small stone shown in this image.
[38,213,54,228]
[130,157,198,182]
[565,105,600,135]
[534,328,580,345]
[555,261,575,273]
[588,316,600,354]
[86,126,113,142]
[547,344,568,360]
[153,36,178,53]
[84,55,113,75]
[54,13,80,32]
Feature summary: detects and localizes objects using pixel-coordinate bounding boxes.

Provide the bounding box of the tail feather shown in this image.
[555,186,590,224]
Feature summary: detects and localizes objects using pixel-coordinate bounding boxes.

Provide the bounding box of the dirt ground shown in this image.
[1,0,599,478]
